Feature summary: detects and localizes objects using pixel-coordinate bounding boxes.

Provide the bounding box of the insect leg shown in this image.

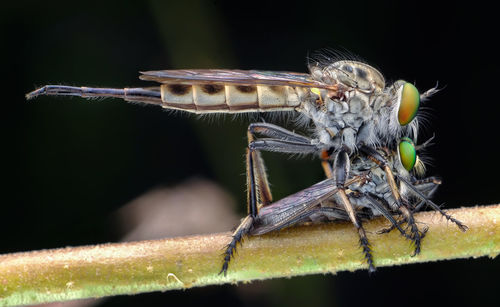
[220,215,254,276]
[362,193,409,238]
[247,123,320,155]
[221,126,326,275]
[249,138,319,154]
[359,145,425,256]
[411,177,441,211]
[320,148,335,179]
[248,123,312,143]
[26,85,163,105]
[397,175,468,232]
[221,125,294,275]
[376,178,440,234]
[333,150,375,273]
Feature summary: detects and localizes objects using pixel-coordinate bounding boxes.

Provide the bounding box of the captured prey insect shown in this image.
[221,131,467,274]
[26,52,462,274]
[348,138,467,250]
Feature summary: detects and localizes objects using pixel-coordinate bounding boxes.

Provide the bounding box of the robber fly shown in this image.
[26,52,464,274]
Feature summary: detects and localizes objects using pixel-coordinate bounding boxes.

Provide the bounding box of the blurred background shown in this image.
[1,0,498,306]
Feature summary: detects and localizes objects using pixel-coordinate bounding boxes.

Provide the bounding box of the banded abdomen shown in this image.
[161,84,306,113]
[26,84,308,114]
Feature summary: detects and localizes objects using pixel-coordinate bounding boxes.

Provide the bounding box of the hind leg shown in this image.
[220,123,320,275]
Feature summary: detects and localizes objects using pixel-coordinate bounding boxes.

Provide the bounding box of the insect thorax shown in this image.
[302,61,415,152]
[310,60,385,93]
[349,151,413,212]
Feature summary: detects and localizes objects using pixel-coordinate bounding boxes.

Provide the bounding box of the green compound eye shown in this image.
[398,82,420,126]
[399,137,417,171]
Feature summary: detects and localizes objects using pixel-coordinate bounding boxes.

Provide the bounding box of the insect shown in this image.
[26,52,465,274]
[221,133,467,274]
[347,138,467,244]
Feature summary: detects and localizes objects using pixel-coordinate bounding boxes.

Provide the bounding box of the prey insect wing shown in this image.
[252,176,365,235]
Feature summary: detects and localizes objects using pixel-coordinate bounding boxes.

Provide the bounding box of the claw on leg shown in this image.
[399,205,425,256]
[397,175,468,232]
[377,218,406,235]
[220,216,253,276]
[357,225,376,273]
[334,150,376,272]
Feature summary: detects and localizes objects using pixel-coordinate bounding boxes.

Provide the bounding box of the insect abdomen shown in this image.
[160,84,304,113]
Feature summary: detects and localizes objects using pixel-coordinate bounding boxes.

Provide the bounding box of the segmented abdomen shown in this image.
[161,84,306,113]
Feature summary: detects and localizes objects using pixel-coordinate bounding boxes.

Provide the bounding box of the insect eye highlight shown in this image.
[398,137,417,171]
[397,82,420,126]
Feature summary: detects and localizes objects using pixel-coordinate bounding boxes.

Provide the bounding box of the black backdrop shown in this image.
[2,1,498,306]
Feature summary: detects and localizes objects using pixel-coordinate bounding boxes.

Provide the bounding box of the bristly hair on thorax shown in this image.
[306,48,371,70]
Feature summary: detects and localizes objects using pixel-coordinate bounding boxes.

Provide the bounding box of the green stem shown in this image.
[1,205,499,306]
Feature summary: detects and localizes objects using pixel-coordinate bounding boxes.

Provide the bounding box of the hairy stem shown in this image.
[1,205,499,306]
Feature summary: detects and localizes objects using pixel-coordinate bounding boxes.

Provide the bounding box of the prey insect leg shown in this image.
[359,145,425,256]
[322,148,385,271]
[376,178,440,234]
[362,193,409,237]
[333,150,376,273]
[397,175,468,232]
[411,177,441,211]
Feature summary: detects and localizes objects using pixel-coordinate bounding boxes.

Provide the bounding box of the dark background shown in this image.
[2,1,498,306]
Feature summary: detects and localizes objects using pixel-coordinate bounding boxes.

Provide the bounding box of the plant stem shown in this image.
[1,204,499,306]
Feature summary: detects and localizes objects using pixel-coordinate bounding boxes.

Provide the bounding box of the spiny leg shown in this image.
[399,206,426,256]
[220,215,254,275]
[323,149,411,239]
[247,123,320,155]
[377,219,406,235]
[397,175,468,232]
[248,138,273,208]
[376,177,441,234]
[363,193,409,238]
[376,212,429,254]
[248,123,313,144]
[359,145,425,255]
[411,177,441,212]
[220,127,274,275]
[334,150,375,273]
[220,124,319,275]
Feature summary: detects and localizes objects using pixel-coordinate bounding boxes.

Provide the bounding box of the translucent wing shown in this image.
[251,178,343,235]
[139,69,334,89]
